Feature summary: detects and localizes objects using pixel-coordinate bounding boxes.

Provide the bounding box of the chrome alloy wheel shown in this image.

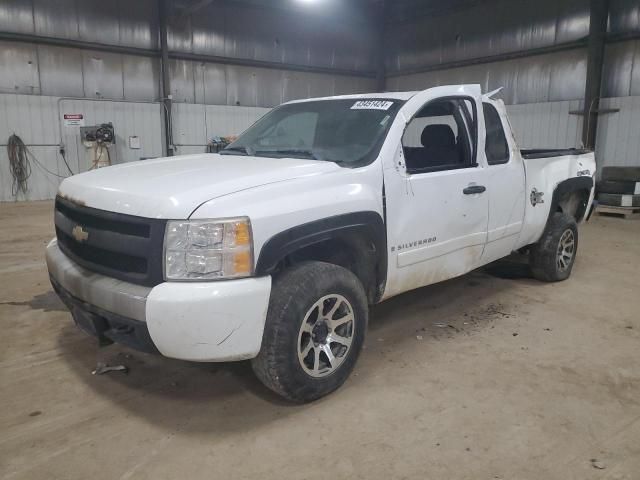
[556,229,575,272]
[297,294,355,378]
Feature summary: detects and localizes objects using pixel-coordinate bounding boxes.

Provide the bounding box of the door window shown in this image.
[402,98,477,174]
[482,103,510,165]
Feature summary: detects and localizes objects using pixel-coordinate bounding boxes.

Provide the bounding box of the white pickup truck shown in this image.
[47,85,595,402]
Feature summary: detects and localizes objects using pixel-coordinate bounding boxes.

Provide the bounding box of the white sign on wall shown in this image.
[63,113,85,127]
[129,136,141,149]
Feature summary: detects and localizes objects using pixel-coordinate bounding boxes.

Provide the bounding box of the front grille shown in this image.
[54,196,167,286]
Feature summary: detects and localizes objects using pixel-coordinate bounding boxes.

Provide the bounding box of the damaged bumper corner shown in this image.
[145,277,271,362]
[46,239,272,362]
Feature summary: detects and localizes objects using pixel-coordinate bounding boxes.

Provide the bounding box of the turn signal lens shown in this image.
[233,250,252,275]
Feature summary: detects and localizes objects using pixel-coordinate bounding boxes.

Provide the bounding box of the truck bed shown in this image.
[521,148,591,159]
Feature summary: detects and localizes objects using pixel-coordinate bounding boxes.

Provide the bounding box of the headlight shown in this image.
[164,217,253,280]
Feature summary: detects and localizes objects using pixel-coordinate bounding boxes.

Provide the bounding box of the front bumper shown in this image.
[46,239,272,362]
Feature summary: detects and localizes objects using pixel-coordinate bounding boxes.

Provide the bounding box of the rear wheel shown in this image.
[530,212,578,282]
[252,261,368,403]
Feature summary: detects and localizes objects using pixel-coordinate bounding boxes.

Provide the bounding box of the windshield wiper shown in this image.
[220,145,254,156]
[263,148,319,160]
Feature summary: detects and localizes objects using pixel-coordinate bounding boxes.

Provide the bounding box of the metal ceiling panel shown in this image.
[0,0,35,34]
[122,55,160,101]
[385,22,440,72]
[77,0,120,44]
[0,42,40,95]
[609,0,640,34]
[37,45,83,97]
[385,0,589,74]
[81,51,124,99]
[331,22,375,71]
[223,5,297,65]
[167,16,193,53]
[223,6,262,62]
[33,0,79,39]
[190,3,226,56]
[555,0,590,43]
[118,0,158,49]
[304,23,335,69]
[277,14,312,67]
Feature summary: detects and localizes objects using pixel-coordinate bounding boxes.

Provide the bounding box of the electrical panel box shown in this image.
[80,123,115,145]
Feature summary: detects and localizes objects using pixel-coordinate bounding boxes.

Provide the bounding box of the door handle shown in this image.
[463,185,486,195]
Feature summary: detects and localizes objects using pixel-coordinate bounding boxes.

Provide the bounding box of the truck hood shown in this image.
[58,154,339,218]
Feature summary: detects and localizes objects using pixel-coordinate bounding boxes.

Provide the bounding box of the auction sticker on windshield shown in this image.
[351,100,394,110]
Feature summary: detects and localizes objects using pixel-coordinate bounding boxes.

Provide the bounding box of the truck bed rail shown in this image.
[521,148,592,159]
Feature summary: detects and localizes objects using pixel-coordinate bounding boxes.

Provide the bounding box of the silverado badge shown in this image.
[72,225,89,243]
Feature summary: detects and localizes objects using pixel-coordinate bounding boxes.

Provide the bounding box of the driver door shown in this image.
[382,85,489,299]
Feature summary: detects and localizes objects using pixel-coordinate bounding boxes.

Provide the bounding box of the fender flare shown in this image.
[255,211,387,298]
[549,176,594,221]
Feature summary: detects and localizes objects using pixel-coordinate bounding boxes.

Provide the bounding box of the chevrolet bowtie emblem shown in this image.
[72,225,89,243]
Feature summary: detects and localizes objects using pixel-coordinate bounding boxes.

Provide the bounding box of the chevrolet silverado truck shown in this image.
[47,85,596,402]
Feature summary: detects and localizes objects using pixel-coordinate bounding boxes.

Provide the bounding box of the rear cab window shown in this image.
[483,103,510,165]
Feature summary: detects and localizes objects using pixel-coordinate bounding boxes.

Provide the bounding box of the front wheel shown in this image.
[251,261,368,403]
[530,212,578,282]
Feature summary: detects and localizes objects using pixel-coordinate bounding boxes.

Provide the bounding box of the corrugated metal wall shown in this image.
[386,0,590,81]
[385,0,640,172]
[0,94,165,201]
[0,0,375,106]
[506,100,585,149]
[1,0,639,200]
[168,2,375,74]
[172,103,269,154]
[0,93,271,201]
[386,0,639,103]
[595,96,640,170]
[0,0,376,201]
[387,49,589,105]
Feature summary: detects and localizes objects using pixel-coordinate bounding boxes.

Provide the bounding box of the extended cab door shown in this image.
[381,85,489,299]
[479,98,526,264]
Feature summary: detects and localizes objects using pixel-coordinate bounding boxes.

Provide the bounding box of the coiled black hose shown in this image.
[7,134,32,196]
[6,134,73,198]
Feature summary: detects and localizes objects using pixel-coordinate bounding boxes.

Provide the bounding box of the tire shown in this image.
[597,193,640,207]
[597,180,640,195]
[601,166,640,182]
[252,261,368,403]
[530,213,578,282]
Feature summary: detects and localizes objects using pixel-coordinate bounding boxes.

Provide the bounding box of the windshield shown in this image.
[221,99,404,166]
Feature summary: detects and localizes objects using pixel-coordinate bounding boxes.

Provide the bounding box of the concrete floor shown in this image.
[1,200,639,480]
